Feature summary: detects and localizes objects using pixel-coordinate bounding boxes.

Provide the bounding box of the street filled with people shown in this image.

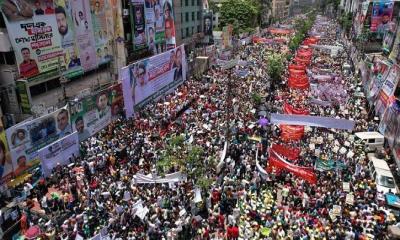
[15,14,399,240]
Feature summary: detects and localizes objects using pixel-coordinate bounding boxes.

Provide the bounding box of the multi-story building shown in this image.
[272,0,292,20]
[174,0,204,46]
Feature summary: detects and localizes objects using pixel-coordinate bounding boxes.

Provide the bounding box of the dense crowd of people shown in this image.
[13,14,398,240]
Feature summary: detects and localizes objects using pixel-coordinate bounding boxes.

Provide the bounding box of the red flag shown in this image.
[289,64,306,71]
[283,102,310,115]
[271,144,301,160]
[280,125,304,141]
[268,151,317,184]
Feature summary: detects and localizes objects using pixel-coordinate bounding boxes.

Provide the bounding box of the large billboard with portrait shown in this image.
[38,131,79,177]
[371,0,394,35]
[132,0,175,53]
[0,119,13,184]
[5,106,72,177]
[0,0,113,80]
[69,83,123,142]
[203,11,213,44]
[375,64,400,116]
[121,45,186,117]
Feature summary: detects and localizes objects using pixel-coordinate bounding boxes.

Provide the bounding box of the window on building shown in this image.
[185,12,189,22]
[197,11,201,20]
[192,26,194,34]
[192,12,195,21]
[186,27,189,37]
[197,25,201,33]
[185,0,188,6]
[192,0,195,6]
[181,29,185,39]
[181,13,183,22]
[0,52,16,65]
[197,0,201,6]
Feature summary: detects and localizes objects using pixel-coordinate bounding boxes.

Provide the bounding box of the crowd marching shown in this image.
[15,14,398,240]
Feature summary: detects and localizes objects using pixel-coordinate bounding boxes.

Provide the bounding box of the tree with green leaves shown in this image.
[267,53,285,83]
[156,135,216,190]
[219,0,261,34]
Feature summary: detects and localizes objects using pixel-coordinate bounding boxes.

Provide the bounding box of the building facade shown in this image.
[272,0,292,20]
[174,0,204,46]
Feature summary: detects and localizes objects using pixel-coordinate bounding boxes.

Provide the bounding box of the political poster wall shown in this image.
[5,106,72,178]
[132,0,175,53]
[121,45,187,117]
[144,0,166,54]
[70,0,98,71]
[90,0,113,65]
[0,0,66,79]
[371,0,394,34]
[375,64,400,116]
[0,119,13,184]
[38,131,79,177]
[367,58,391,102]
[70,84,123,141]
[54,0,83,79]
[380,100,400,147]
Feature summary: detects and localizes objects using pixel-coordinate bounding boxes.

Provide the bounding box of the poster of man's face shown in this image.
[203,13,213,36]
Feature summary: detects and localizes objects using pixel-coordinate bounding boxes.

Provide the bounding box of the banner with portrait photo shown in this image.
[370,0,394,35]
[375,64,400,116]
[0,0,66,79]
[121,45,187,117]
[381,100,400,147]
[0,119,13,184]
[203,11,213,44]
[70,0,97,71]
[38,131,79,177]
[144,0,165,55]
[5,106,72,178]
[163,0,175,50]
[90,0,113,65]
[132,0,146,50]
[55,0,84,79]
[69,84,122,141]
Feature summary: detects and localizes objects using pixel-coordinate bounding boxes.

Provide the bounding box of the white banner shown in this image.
[38,132,80,177]
[6,106,72,177]
[121,45,187,117]
[133,172,186,184]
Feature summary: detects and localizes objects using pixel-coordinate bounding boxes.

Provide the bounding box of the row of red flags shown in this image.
[266,37,319,184]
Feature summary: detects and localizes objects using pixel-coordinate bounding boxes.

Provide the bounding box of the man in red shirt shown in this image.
[227,224,239,239]
[19,48,39,78]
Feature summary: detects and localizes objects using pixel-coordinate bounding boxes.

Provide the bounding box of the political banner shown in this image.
[6,106,71,177]
[283,102,309,115]
[70,84,122,141]
[375,64,400,116]
[121,45,187,117]
[271,144,300,161]
[163,0,175,50]
[70,0,97,71]
[38,131,79,177]
[55,0,83,79]
[315,158,345,171]
[389,26,400,63]
[222,25,233,49]
[273,113,355,131]
[381,100,400,147]
[132,0,146,50]
[90,0,113,65]
[371,0,394,35]
[267,151,317,184]
[382,22,397,53]
[144,0,166,55]
[0,119,13,184]
[280,125,304,141]
[203,11,213,44]
[0,0,66,79]
[367,59,391,102]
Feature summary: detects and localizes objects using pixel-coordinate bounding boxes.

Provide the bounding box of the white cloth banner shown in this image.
[38,132,80,177]
[133,172,186,184]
